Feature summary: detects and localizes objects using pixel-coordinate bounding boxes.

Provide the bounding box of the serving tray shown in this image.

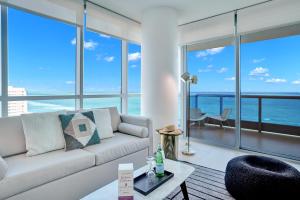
[134,170,174,195]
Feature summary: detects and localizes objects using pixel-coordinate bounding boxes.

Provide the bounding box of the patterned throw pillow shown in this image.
[59,111,100,151]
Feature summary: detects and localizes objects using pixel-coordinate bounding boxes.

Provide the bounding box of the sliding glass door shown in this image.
[185,21,300,161]
[186,38,237,148]
[240,27,300,160]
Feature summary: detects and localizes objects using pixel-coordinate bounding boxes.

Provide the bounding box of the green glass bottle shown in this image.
[155,144,164,177]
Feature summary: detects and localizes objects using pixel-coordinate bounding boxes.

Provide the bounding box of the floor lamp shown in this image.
[181,72,198,156]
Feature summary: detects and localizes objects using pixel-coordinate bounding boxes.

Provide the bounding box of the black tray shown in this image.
[134,170,174,195]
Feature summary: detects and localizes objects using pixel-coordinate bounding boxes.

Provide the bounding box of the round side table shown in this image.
[157,130,182,160]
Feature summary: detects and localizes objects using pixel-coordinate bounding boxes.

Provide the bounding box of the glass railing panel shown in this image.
[262,98,300,127]
[241,98,258,122]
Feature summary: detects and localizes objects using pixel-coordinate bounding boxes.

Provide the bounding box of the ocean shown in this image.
[27,96,141,116]
[190,92,300,127]
[25,93,300,127]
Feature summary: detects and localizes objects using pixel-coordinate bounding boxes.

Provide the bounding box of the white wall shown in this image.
[141,7,179,151]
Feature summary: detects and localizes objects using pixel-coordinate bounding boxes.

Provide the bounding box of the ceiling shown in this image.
[90,0,270,25]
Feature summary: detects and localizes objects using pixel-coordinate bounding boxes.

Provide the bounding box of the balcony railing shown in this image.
[190,93,300,137]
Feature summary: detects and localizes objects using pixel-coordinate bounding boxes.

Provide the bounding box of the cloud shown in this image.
[249,67,269,77]
[225,77,235,81]
[196,47,225,58]
[71,38,76,45]
[130,65,138,68]
[198,64,214,73]
[217,67,228,73]
[265,78,287,83]
[104,56,114,62]
[65,81,75,85]
[196,51,208,58]
[84,40,98,50]
[207,47,225,55]
[292,80,300,85]
[70,38,98,50]
[128,52,141,61]
[99,34,111,38]
[253,58,265,63]
[198,68,211,73]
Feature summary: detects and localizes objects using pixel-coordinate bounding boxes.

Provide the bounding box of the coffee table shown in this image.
[81,159,194,200]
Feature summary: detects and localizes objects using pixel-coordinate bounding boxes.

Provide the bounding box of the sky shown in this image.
[188,35,300,93]
[7,7,300,95]
[8,7,141,95]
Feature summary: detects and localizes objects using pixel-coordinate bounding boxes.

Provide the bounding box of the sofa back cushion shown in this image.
[108,107,121,132]
[0,116,26,157]
[92,109,114,139]
[21,111,66,156]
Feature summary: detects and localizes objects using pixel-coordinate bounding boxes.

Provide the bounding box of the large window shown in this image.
[5,7,76,116]
[0,5,141,117]
[83,30,122,111]
[84,31,121,94]
[127,42,141,115]
[8,8,76,96]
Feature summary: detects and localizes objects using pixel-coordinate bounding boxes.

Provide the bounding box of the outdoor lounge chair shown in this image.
[190,108,207,126]
[209,108,232,127]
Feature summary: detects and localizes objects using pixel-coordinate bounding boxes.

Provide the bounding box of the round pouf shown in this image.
[225,155,300,200]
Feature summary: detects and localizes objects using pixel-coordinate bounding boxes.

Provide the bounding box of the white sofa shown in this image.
[0,107,153,200]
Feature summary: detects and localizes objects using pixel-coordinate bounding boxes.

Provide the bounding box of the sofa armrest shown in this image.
[120,115,153,155]
[0,156,8,180]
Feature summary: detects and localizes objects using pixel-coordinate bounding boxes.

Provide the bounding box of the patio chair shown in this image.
[209,108,232,127]
[190,108,207,126]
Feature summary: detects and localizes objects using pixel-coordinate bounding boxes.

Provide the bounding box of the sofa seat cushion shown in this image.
[0,149,95,199]
[84,133,150,165]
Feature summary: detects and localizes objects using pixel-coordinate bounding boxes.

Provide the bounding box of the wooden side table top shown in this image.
[156,130,183,136]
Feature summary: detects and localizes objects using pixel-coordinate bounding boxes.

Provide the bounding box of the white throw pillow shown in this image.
[92,109,114,139]
[21,111,66,156]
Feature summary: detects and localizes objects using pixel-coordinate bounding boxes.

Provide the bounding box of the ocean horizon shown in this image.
[18,92,300,127]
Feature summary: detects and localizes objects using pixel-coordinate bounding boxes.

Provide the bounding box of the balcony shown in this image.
[189,93,300,160]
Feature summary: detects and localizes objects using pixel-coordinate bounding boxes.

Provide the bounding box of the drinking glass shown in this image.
[146,156,155,178]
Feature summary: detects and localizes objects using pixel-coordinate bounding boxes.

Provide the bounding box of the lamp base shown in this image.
[182,149,195,156]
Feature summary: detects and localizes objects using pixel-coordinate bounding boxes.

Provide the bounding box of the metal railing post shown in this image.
[220,96,223,115]
[195,95,198,109]
[258,97,262,133]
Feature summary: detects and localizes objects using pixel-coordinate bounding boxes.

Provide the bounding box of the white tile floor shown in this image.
[177,136,300,172]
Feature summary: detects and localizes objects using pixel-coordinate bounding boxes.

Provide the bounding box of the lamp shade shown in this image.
[181,72,198,84]
[191,75,198,84]
[181,72,190,82]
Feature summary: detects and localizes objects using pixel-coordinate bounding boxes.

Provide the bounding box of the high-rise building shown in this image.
[8,86,28,116]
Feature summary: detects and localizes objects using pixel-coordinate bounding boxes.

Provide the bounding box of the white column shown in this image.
[141,7,179,152]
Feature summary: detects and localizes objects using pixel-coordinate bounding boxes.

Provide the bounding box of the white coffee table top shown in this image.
[81,159,194,200]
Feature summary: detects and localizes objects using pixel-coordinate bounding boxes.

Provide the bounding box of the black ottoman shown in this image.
[225,155,300,200]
